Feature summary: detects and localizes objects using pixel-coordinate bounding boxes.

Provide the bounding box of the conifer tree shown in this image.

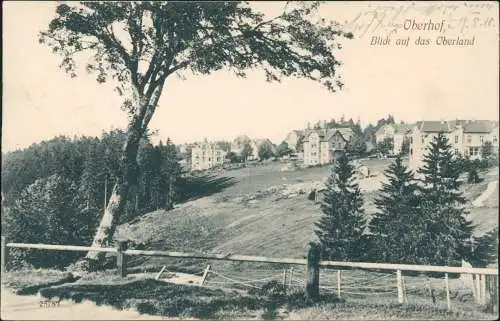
[469,227,499,268]
[369,155,421,264]
[417,132,474,266]
[314,153,366,261]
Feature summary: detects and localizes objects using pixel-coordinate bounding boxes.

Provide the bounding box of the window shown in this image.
[454,148,459,155]
[480,136,484,144]
[455,136,459,144]
[421,135,425,144]
[467,135,472,143]
[410,136,413,144]
[494,136,498,143]
[469,147,479,156]
[208,157,211,161]
[410,148,413,156]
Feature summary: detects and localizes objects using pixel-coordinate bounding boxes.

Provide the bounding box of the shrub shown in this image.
[3,175,99,268]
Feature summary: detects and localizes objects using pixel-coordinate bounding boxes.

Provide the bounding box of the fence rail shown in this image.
[1,238,498,314]
[4,241,497,275]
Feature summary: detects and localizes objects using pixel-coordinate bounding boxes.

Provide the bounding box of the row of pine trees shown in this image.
[315,133,498,268]
[2,130,181,268]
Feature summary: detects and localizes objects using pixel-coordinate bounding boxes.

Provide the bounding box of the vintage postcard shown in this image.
[2,1,498,320]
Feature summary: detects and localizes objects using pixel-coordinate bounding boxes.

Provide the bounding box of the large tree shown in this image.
[258,141,275,160]
[346,133,367,157]
[40,1,352,265]
[416,133,474,266]
[314,153,366,261]
[277,141,292,157]
[369,155,421,264]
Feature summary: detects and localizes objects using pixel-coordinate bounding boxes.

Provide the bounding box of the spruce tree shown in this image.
[314,153,366,261]
[417,132,474,266]
[369,155,421,264]
[469,227,499,268]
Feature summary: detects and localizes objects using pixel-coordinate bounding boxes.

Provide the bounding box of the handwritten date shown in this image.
[344,3,497,38]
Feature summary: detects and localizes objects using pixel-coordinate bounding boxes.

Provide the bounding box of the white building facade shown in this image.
[375,123,412,155]
[191,143,226,171]
[303,128,353,166]
[408,120,499,171]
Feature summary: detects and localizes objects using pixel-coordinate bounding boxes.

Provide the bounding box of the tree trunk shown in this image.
[85,119,143,262]
[83,78,167,266]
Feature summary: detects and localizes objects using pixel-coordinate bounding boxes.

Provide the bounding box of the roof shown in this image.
[331,128,354,141]
[419,121,453,133]
[417,120,498,133]
[192,142,225,150]
[304,127,354,142]
[375,123,412,136]
[462,120,498,133]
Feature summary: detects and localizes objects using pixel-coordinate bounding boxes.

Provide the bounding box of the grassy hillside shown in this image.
[115,158,393,268]
[3,160,498,320]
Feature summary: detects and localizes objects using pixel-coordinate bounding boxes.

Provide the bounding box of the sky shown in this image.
[2,1,499,152]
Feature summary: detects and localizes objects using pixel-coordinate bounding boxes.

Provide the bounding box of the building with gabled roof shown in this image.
[303,127,354,166]
[375,123,413,155]
[191,141,226,171]
[408,119,499,171]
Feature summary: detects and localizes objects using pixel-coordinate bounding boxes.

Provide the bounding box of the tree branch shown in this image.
[166,60,190,76]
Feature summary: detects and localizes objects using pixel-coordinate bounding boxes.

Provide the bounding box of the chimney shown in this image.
[307,122,311,130]
[322,120,327,129]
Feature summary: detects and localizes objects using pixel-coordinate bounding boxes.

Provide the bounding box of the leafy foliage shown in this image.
[241,141,254,161]
[40,2,352,115]
[3,175,96,268]
[346,134,367,157]
[258,141,276,160]
[377,137,394,156]
[277,141,293,157]
[314,153,367,261]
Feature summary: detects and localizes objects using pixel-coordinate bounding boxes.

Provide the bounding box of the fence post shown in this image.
[288,267,294,287]
[306,243,321,302]
[471,274,478,302]
[427,278,436,305]
[337,270,341,298]
[485,275,499,314]
[475,274,482,304]
[200,264,211,286]
[396,270,404,304]
[480,274,487,305]
[283,269,287,287]
[1,236,8,274]
[402,273,407,303]
[116,241,127,278]
[444,273,451,310]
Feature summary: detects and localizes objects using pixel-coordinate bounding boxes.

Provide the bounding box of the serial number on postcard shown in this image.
[39,300,61,308]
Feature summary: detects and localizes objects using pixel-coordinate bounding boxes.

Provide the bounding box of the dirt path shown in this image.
[1,287,169,320]
[472,180,499,207]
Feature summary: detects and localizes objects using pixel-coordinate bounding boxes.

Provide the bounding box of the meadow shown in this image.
[2,158,498,319]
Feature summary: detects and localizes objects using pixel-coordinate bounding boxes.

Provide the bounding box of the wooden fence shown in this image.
[1,238,498,313]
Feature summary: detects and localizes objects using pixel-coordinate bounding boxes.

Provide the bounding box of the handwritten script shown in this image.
[343,2,497,38]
